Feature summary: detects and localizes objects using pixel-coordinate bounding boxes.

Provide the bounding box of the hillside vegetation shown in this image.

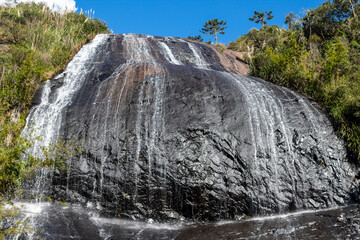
[229,0,360,162]
[0,2,109,193]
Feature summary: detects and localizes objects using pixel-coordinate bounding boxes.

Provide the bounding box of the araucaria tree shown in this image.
[249,11,274,27]
[187,35,203,42]
[200,18,227,44]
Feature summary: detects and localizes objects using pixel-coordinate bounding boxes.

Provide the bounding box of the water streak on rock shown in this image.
[20,34,358,224]
[21,34,109,200]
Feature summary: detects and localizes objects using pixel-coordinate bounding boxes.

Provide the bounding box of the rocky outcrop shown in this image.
[189,40,249,75]
[22,34,358,221]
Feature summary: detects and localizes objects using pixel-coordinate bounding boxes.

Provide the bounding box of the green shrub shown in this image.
[231,2,360,162]
[0,2,109,195]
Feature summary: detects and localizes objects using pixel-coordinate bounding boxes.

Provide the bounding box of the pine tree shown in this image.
[187,35,203,42]
[200,18,227,44]
[249,11,274,27]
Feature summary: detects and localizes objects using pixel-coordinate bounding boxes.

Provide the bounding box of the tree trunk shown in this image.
[215,32,218,45]
[349,0,357,17]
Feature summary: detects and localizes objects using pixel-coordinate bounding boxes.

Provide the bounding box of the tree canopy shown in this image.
[285,12,301,31]
[187,35,203,42]
[302,0,359,40]
[200,18,227,44]
[249,11,274,27]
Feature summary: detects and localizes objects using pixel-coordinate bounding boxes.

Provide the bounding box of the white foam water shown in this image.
[20,34,109,200]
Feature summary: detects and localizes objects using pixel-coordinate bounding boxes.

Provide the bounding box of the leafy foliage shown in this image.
[200,18,227,44]
[0,135,83,238]
[302,0,358,40]
[285,12,301,31]
[0,198,30,238]
[230,0,360,162]
[249,10,274,27]
[187,34,203,42]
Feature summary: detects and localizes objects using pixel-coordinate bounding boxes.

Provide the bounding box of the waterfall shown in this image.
[187,42,210,69]
[121,34,167,205]
[222,73,301,210]
[16,33,357,238]
[20,34,109,200]
[22,34,109,155]
[158,41,183,65]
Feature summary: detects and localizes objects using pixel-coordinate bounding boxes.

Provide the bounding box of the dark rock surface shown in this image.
[7,203,360,240]
[22,34,359,222]
[176,204,360,240]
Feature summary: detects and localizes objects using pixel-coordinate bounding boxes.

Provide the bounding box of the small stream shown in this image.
[6,203,360,239]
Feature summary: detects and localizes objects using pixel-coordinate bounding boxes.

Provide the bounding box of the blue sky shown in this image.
[75,0,325,44]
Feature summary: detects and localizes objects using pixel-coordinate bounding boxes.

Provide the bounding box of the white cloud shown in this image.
[0,0,76,12]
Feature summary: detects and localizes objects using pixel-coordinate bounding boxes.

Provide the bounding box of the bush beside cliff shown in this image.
[230,1,360,162]
[0,2,109,193]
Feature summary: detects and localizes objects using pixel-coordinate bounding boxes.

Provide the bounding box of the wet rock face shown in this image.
[24,34,358,221]
[8,204,360,240]
[176,205,360,240]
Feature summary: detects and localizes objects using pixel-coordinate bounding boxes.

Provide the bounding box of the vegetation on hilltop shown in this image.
[187,34,203,42]
[200,18,227,45]
[0,2,109,194]
[188,18,227,45]
[249,10,274,27]
[229,0,360,162]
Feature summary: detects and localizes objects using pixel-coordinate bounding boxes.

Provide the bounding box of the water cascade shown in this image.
[12,34,359,239]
